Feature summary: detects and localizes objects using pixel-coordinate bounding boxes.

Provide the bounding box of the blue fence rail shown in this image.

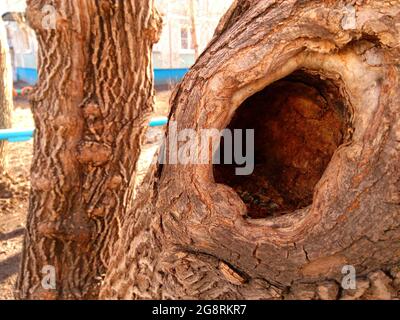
[0,117,168,143]
[0,128,35,142]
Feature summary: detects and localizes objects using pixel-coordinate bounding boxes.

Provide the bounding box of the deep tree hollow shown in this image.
[214,70,352,219]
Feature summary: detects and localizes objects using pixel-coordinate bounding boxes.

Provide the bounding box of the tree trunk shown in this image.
[0,16,13,174]
[17,0,161,299]
[189,0,199,59]
[100,0,400,300]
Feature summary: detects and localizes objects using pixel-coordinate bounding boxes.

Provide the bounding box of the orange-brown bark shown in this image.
[17,0,161,299]
[101,0,400,300]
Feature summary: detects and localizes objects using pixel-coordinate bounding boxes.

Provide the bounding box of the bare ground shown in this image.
[0,91,171,299]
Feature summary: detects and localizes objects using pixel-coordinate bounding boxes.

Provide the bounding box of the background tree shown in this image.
[0,16,13,175]
[17,0,161,299]
[100,0,400,300]
[188,0,199,59]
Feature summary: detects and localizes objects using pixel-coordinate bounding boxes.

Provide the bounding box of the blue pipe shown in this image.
[0,116,168,142]
[16,68,189,87]
[0,128,35,142]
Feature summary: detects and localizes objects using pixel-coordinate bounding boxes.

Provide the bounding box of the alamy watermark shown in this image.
[41,5,57,30]
[152,121,255,175]
[41,265,56,290]
[341,265,357,290]
[38,263,364,295]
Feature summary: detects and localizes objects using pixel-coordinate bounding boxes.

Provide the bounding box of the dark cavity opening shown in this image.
[214,70,351,219]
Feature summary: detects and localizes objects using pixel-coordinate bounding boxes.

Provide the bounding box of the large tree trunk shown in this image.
[100,0,400,300]
[17,0,161,299]
[0,16,13,174]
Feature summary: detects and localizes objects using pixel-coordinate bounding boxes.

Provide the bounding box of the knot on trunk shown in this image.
[83,102,102,119]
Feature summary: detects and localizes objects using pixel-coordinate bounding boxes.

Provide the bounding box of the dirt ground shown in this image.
[0,91,171,300]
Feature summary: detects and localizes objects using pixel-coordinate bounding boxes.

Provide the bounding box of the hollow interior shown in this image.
[214,70,351,219]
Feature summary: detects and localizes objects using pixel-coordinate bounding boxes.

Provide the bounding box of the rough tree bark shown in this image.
[0,16,13,174]
[100,0,400,300]
[17,0,161,299]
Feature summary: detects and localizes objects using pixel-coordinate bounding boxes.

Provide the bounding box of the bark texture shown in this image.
[100,0,400,299]
[17,0,161,299]
[0,16,13,173]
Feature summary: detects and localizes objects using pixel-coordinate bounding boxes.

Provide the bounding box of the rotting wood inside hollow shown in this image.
[214,70,352,219]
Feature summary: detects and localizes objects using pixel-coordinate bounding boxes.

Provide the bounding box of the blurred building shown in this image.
[2,13,37,85]
[0,0,26,15]
[154,0,232,68]
[2,0,36,84]
[1,0,233,87]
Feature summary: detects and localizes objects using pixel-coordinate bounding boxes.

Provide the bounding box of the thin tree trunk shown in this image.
[100,0,400,300]
[0,16,13,174]
[189,0,199,59]
[17,0,161,299]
